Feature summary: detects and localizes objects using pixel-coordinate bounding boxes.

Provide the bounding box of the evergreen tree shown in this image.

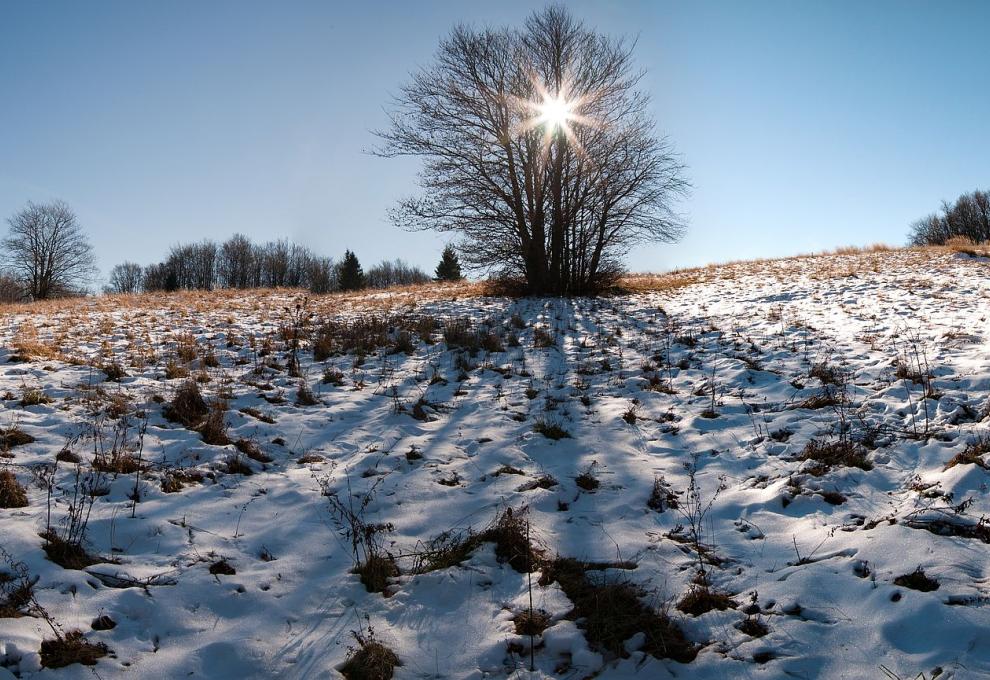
[337,250,366,291]
[434,244,462,281]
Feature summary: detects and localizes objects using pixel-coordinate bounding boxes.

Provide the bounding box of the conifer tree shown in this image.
[434,244,462,281]
[337,250,366,291]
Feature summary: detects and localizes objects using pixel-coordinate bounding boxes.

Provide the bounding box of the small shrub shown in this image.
[647,475,678,512]
[340,628,400,680]
[388,331,416,355]
[809,362,840,385]
[355,553,399,594]
[0,469,29,508]
[676,585,737,616]
[198,401,230,445]
[39,630,110,668]
[540,557,695,662]
[800,439,872,474]
[513,609,551,636]
[235,439,272,463]
[42,532,100,570]
[533,326,555,348]
[164,380,209,427]
[296,380,319,406]
[575,462,600,491]
[19,388,52,407]
[102,361,128,382]
[224,454,253,476]
[533,418,571,440]
[945,435,990,470]
[164,358,190,379]
[0,554,35,617]
[322,366,345,386]
[239,406,276,424]
[0,427,35,449]
[737,616,769,637]
[481,507,541,573]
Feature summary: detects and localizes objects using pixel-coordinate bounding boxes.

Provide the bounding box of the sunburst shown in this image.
[517,77,595,155]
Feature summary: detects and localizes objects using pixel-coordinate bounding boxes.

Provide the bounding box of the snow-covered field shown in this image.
[2,247,990,679]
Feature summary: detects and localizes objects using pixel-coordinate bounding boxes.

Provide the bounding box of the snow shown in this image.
[1,247,989,679]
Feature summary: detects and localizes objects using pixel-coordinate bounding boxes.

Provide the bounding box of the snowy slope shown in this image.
[1,247,989,679]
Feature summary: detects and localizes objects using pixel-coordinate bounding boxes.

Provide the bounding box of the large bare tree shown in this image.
[3,200,97,300]
[105,261,143,294]
[376,5,688,294]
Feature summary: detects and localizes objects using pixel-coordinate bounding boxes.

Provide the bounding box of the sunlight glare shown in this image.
[537,95,574,130]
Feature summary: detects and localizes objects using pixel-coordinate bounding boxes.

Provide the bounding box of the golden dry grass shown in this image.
[0,244,980,339]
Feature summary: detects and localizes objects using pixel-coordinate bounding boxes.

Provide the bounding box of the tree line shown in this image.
[1,200,462,302]
[909,188,990,246]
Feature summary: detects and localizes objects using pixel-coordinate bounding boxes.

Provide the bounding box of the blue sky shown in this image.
[2,1,988,281]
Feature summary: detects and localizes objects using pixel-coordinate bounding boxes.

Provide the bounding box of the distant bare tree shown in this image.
[0,270,21,303]
[2,200,96,299]
[305,255,337,293]
[909,189,990,245]
[188,241,218,290]
[143,234,341,294]
[218,234,256,288]
[105,262,143,294]
[367,259,431,289]
[376,5,688,294]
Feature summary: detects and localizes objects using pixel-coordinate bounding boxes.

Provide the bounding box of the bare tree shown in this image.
[909,188,990,245]
[3,200,96,299]
[105,262,143,294]
[375,5,688,294]
[218,233,256,289]
[0,270,21,303]
[367,259,431,289]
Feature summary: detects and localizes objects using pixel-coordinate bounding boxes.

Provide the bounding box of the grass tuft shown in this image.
[0,469,29,508]
[40,630,110,668]
[541,557,696,662]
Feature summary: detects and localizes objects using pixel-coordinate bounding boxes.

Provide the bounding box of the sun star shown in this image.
[536,94,574,131]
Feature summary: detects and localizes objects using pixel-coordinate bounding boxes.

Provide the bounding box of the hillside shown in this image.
[1,246,989,679]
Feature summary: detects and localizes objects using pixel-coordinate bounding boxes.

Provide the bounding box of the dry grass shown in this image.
[39,630,110,668]
[340,631,400,680]
[42,531,100,570]
[354,554,400,594]
[0,561,34,618]
[540,557,696,662]
[0,427,35,449]
[164,380,209,427]
[513,608,552,636]
[945,435,990,470]
[676,585,737,616]
[800,439,872,475]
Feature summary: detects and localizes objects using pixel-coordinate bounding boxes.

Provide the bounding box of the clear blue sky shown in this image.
[2,1,988,282]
